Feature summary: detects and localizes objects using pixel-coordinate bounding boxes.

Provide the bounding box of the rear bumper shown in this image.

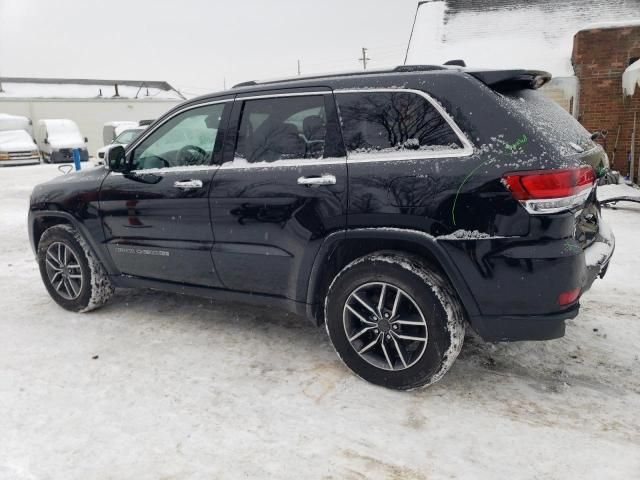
[469,306,578,342]
[439,221,615,342]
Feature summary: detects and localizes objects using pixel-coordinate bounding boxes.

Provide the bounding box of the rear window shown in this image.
[501,90,596,156]
[335,91,464,157]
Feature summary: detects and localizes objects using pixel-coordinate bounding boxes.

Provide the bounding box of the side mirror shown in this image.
[104,144,127,172]
[84,137,89,143]
[44,138,49,145]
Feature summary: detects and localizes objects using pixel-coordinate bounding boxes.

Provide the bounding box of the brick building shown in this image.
[406,0,640,180]
[573,25,640,180]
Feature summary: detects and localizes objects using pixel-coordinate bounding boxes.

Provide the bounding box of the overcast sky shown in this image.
[0,0,419,96]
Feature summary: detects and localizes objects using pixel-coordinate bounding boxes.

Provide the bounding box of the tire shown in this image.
[324,252,465,390]
[37,224,114,312]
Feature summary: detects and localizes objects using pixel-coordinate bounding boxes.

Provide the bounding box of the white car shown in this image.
[97,127,147,161]
[0,129,41,166]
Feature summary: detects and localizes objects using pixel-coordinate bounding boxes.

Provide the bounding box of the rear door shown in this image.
[209,88,347,300]
[99,98,232,286]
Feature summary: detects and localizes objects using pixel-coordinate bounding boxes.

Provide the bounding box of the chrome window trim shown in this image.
[218,157,345,170]
[334,88,474,162]
[124,98,234,158]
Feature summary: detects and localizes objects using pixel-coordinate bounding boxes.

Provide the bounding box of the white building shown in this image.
[0,77,185,156]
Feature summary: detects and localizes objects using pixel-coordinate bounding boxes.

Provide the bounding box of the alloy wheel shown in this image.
[45,242,84,300]
[343,282,428,371]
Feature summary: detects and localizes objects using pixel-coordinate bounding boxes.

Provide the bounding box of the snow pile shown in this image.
[622,59,640,97]
[0,130,36,151]
[597,183,640,202]
[438,229,491,240]
[407,1,640,77]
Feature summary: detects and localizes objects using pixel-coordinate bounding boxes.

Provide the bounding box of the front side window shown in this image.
[234,95,327,164]
[336,91,463,157]
[131,103,225,170]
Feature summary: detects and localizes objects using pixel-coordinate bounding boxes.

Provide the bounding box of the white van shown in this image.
[0,130,40,166]
[0,113,33,136]
[103,121,139,145]
[37,119,89,163]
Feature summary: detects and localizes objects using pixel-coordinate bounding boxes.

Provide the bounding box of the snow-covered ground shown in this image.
[1,164,639,479]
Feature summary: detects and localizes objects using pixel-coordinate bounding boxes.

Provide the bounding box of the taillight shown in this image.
[502,166,595,214]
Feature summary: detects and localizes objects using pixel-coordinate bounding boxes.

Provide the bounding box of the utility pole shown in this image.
[297,59,301,76]
[359,47,370,70]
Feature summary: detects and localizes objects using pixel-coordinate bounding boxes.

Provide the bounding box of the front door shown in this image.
[99,99,232,287]
[210,89,348,300]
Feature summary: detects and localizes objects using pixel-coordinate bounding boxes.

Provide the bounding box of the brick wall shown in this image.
[572,25,640,181]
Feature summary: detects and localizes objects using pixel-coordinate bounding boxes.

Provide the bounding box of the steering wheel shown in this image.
[177,145,207,166]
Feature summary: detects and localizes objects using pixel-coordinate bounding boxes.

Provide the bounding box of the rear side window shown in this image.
[336,91,463,157]
[234,95,327,164]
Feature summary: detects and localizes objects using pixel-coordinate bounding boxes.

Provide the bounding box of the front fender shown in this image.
[28,210,117,275]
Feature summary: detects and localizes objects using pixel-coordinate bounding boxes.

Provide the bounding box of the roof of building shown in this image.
[407,0,640,77]
[0,77,185,100]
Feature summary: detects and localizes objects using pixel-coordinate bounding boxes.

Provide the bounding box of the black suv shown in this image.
[29,66,614,390]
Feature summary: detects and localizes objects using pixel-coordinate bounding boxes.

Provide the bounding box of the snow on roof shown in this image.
[578,19,640,32]
[623,59,640,97]
[0,77,185,100]
[407,0,640,77]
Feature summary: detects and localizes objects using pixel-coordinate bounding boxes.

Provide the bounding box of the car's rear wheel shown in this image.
[37,224,114,312]
[324,252,465,390]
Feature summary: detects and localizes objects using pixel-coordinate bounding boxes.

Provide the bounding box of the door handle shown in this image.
[297,174,336,186]
[174,179,203,190]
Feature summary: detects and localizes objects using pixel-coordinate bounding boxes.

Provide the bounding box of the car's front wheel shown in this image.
[324,252,465,390]
[37,224,114,312]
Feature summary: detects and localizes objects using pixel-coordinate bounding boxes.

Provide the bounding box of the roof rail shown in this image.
[232,65,448,89]
[392,65,448,72]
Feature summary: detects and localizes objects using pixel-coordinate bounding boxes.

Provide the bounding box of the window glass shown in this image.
[234,96,327,164]
[114,128,143,145]
[336,91,463,156]
[131,103,224,170]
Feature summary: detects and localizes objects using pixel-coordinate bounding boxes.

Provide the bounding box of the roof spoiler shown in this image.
[466,69,552,91]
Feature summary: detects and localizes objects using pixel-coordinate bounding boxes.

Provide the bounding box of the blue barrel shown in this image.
[72,148,81,171]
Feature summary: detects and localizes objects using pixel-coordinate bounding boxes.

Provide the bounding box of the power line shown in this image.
[404,1,422,65]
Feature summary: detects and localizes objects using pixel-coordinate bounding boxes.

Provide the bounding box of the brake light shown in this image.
[503,166,595,214]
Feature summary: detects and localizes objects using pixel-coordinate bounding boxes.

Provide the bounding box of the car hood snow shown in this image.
[0,130,37,152]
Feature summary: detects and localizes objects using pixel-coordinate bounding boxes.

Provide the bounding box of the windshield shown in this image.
[114,129,143,145]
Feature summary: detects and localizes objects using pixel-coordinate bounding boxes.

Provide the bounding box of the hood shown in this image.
[0,130,37,152]
[44,119,85,148]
